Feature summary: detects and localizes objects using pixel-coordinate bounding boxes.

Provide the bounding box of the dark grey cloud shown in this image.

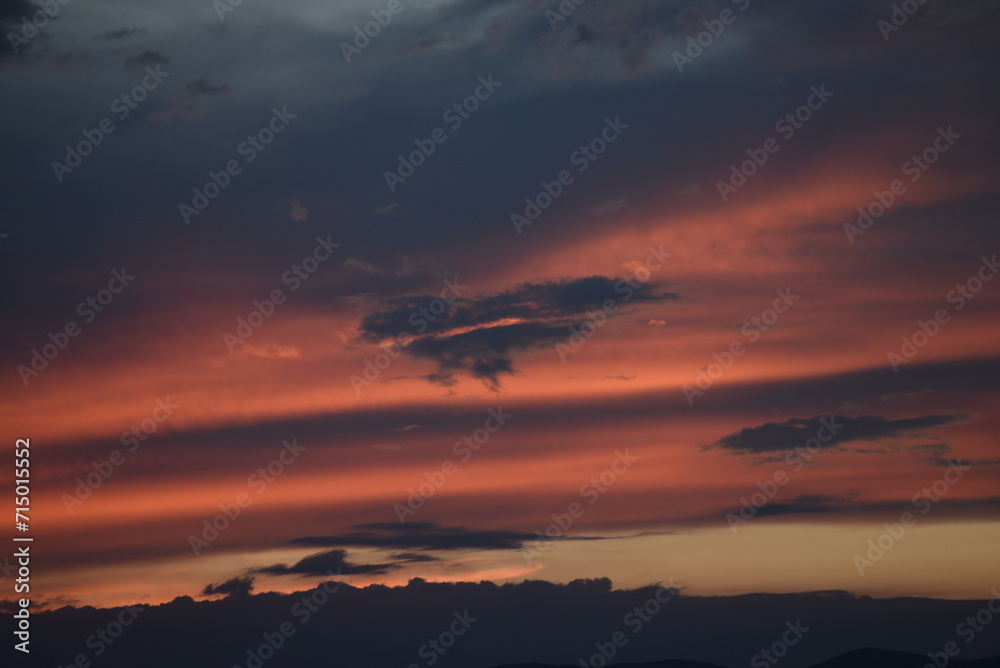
[1,0,49,60]
[16,579,1000,668]
[201,575,254,597]
[291,522,538,552]
[358,276,678,389]
[255,548,398,577]
[95,28,145,41]
[124,48,168,70]
[752,493,1000,519]
[389,551,441,563]
[709,414,964,455]
[909,442,1000,468]
[184,76,231,97]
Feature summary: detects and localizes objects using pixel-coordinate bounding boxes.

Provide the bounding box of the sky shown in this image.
[1,0,999,621]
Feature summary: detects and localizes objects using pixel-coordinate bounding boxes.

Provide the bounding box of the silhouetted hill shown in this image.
[491,649,1000,668]
[492,662,726,668]
[809,647,1000,667]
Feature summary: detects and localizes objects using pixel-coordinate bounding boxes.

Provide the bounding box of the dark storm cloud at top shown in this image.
[1,0,997,315]
[356,275,678,388]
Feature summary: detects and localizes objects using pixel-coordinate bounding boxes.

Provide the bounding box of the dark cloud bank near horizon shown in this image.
[7,579,1000,668]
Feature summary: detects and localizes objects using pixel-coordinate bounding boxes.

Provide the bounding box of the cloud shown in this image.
[286,193,308,221]
[233,343,301,360]
[148,103,206,124]
[709,414,965,455]
[1,0,49,60]
[389,551,441,563]
[290,522,538,552]
[124,49,168,70]
[95,28,145,41]
[343,257,383,275]
[588,197,627,215]
[373,203,399,215]
[909,443,1000,468]
[185,76,231,97]
[392,255,451,278]
[24,579,1000,668]
[357,276,678,389]
[750,493,1000,519]
[202,576,254,597]
[254,548,398,577]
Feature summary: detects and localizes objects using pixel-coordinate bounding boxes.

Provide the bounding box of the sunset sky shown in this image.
[2,0,999,616]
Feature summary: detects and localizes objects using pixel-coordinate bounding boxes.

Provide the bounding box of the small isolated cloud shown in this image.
[393,255,451,278]
[588,197,627,215]
[185,76,231,97]
[291,522,539,552]
[675,182,702,197]
[255,549,398,577]
[286,194,309,222]
[357,276,678,389]
[390,552,441,563]
[371,443,404,451]
[373,203,399,215]
[236,343,301,360]
[648,319,667,327]
[392,424,419,432]
[124,49,168,70]
[148,103,205,124]
[343,257,383,275]
[708,414,965,455]
[95,28,145,41]
[202,576,254,597]
[393,34,463,55]
[910,443,1000,468]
